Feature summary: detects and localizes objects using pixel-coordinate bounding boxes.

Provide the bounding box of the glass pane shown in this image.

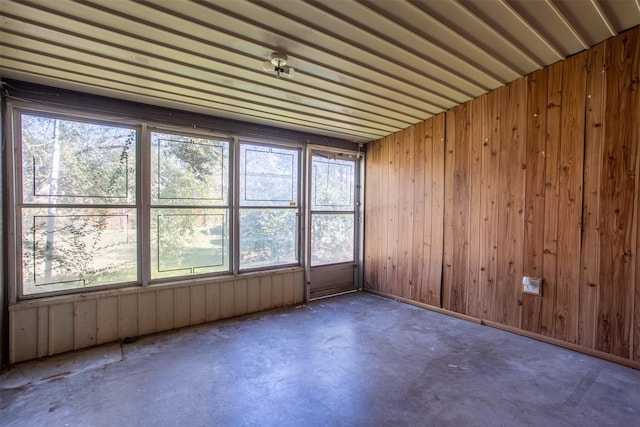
[311,214,354,266]
[240,144,299,207]
[151,208,229,279]
[22,207,137,295]
[311,156,354,211]
[151,132,229,206]
[240,209,298,269]
[21,114,136,205]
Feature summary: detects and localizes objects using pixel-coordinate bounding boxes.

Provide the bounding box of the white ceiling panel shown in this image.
[1,0,639,143]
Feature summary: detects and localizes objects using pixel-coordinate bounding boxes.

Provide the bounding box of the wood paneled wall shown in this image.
[364,26,640,363]
[364,116,445,306]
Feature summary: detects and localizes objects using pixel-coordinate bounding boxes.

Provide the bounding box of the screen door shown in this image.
[308,150,360,299]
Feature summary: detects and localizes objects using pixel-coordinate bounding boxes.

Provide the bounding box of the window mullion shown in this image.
[8,103,19,303]
[140,123,151,286]
[232,136,240,275]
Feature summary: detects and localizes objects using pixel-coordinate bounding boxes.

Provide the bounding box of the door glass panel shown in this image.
[311,157,354,211]
[310,153,357,268]
[311,213,354,266]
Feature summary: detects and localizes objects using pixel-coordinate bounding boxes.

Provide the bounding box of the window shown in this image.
[239,143,300,270]
[150,131,230,279]
[19,113,138,295]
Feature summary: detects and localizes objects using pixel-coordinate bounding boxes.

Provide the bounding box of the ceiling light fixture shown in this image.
[262,53,295,78]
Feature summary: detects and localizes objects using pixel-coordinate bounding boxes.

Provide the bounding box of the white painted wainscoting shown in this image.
[10,269,304,363]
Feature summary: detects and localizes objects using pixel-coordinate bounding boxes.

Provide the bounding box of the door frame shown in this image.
[304,144,364,301]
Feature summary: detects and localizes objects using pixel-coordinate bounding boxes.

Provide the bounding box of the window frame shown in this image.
[147,127,234,284]
[235,139,303,273]
[11,106,143,299]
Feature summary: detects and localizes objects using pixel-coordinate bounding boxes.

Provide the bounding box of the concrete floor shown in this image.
[1,293,639,427]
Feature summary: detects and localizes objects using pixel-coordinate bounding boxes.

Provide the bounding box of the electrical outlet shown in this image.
[523,277,542,295]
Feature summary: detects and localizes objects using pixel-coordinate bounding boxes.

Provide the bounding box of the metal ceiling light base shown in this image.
[263,52,295,78]
[270,52,288,67]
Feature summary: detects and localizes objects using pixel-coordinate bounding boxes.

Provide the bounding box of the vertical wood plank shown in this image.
[443,108,456,310]
[496,77,527,328]
[636,30,640,362]
[97,296,118,344]
[597,28,639,357]
[416,120,430,304]
[234,278,249,316]
[365,138,383,291]
[11,308,37,363]
[379,136,391,293]
[411,121,426,302]
[386,133,401,295]
[427,113,446,307]
[363,137,374,290]
[247,277,261,312]
[259,275,272,310]
[480,90,500,320]
[50,303,74,355]
[190,284,206,325]
[522,68,548,332]
[174,287,191,328]
[283,272,295,306]
[579,41,606,348]
[271,274,284,307]
[636,121,640,362]
[205,282,221,322]
[138,290,157,335]
[220,281,234,318]
[372,138,384,292]
[398,127,415,299]
[455,103,472,315]
[37,306,49,358]
[555,53,586,343]
[371,137,384,292]
[541,62,563,337]
[156,288,174,331]
[118,294,138,339]
[74,299,97,350]
[467,97,483,318]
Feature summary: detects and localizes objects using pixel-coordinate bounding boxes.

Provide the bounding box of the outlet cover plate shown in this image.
[523,277,542,295]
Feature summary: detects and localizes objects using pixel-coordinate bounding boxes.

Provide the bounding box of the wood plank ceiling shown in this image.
[1,0,639,143]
